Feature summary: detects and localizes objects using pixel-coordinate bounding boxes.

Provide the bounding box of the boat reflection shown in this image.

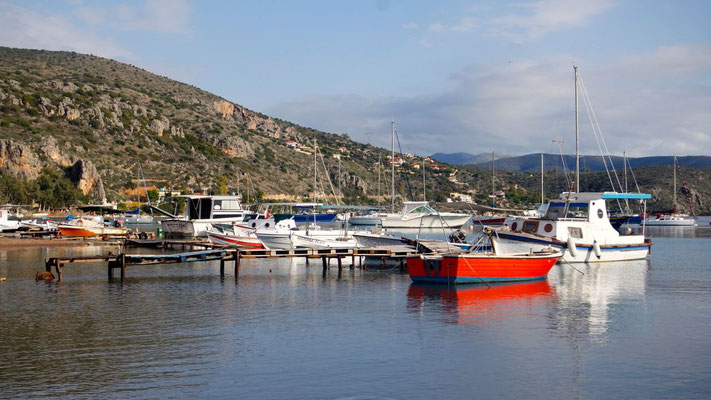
[407,280,555,325]
[549,259,649,338]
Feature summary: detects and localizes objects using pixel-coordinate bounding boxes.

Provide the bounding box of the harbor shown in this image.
[1,224,710,398]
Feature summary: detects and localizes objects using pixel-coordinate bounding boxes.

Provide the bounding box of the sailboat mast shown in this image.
[377,154,381,207]
[574,65,580,193]
[541,153,544,203]
[673,155,677,209]
[314,138,318,203]
[491,151,495,208]
[423,156,426,202]
[391,121,395,213]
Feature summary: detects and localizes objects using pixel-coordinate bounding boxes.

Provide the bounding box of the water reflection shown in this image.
[549,259,649,339]
[407,280,555,325]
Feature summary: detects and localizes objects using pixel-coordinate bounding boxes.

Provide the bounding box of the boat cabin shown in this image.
[184,195,248,221]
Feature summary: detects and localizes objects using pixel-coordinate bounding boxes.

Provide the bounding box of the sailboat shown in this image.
[348,122,471,228]
[491,66,652,263]
[645,156,697,226]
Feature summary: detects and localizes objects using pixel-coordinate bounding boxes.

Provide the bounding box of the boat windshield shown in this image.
[407,204,436,215]
[544,201,589,219]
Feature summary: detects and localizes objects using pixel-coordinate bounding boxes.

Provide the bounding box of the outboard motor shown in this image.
[448,229,467,244]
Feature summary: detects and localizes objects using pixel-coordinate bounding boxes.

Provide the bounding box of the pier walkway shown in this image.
[44,245,420,282]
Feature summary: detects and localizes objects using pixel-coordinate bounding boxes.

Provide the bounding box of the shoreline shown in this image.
[0,237,121,249]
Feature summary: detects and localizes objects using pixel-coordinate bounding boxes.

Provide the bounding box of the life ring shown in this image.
[77,220,83,226]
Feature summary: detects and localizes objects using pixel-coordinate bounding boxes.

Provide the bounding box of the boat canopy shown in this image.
[601,193,652,200]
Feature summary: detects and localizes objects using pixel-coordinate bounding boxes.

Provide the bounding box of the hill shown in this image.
[0,47,709,214]
[0,47,465,206]
[430,152,512,166]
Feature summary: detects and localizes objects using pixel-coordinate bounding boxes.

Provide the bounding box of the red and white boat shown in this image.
[470,215,506,226]
[406,232,561,284]
[206,229,264,248]
[58,216,128,237]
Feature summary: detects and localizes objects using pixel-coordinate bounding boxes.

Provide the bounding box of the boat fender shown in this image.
[114,220,121,228]
[566,237,578,258]
[592,240,602,259]
[77,220,83,226]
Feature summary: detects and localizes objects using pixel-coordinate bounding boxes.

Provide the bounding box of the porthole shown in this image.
[544,223,553,233]
[511,222,518,231]
[597,209,604,219]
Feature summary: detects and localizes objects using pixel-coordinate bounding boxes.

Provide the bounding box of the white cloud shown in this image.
[266,45,711,157]
[426,17,477,33]
[0,2,131,59]
[74,0,190,34]
[491,0,616,42]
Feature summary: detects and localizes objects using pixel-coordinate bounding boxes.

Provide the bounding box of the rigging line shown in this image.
[393,125,414,201]
[627,157,641,194]
[579,77,627,209]
[317,144,340,205]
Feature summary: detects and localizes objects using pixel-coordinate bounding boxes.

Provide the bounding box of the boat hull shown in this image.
[58,225,128,237]
[206,231,264,248]
[491,231,651,263]
[644,218,697,226]
[352,232,405,247]
[407,252,560,284]
[381,214,471,229]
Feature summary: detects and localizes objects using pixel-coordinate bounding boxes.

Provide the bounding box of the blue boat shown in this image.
[293,213,339,223]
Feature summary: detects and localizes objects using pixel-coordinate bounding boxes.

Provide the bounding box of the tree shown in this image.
[29,168,83,209]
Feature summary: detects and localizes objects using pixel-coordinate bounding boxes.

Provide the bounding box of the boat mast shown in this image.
[491,151,495,208]
[673,155,677,210]
[377,154,381,208]
[422,156,426,202]
[540,153,544,204]
[391,121,395,213]
[574,65,580,194]
[314,138,318,203]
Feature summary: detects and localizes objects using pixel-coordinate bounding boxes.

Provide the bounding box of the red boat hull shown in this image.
[407,253,560,284]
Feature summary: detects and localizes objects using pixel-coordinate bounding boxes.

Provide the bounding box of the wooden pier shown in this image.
[43,245,420,282]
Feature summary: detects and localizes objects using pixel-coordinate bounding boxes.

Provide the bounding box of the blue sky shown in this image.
[1,0,710,157]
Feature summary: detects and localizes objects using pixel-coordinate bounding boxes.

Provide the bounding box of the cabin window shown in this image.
[200,198,212,219]
[511,222,518,231]
[523,221,538,233]
[188,199,201,220]
[568,227,583,239]
[212,213,243,219]
[545,202,589,219]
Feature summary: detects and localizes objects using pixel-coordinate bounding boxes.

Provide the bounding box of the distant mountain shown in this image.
[432,153,711,173]
[430,152,511,165]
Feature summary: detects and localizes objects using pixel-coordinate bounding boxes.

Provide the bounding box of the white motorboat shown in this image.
[492,192,652,263]
[349,201,471,229]
[161,195,257,238]
[255,219,358,250]
[0,209,21,232]
[644,213,697,226]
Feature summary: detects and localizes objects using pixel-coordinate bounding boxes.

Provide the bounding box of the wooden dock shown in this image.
[43,245,420,282]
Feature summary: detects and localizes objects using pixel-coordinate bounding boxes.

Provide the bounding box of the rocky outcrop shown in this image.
[65,159,106,200]
[149,116,170,136]
[0,139,42,179]
[39,137,72,167]
[213,100,234,119]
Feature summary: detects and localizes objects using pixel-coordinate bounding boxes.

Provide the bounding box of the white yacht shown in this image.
[349,201,471,229]
[161,195,256,238]
[492,192,652,263]
[255,219,358,250]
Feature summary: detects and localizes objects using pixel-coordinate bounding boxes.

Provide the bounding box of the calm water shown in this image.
[1,221,710,399]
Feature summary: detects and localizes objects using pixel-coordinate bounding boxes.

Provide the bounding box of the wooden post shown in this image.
[220,259,225,277]
[359,255,363,269]
[234,252,240,280]
[120,253,126,282]
[399,258,404,273]
[45,259,52,273]
[322,256,328,276]
[351,255,355,270]
[337,256,343,279]
[55,262,63,281]
[381,256,386,268]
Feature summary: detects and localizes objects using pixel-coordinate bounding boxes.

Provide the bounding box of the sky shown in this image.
[1,0,710,157]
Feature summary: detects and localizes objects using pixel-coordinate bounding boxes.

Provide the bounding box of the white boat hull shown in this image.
[380,214,471,229]
[162,219,246,238]
[644,218,697,226]
[491,234,650,263]
[352,232,404,247]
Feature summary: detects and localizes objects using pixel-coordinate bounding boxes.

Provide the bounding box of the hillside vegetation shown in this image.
[0,47,709,214]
